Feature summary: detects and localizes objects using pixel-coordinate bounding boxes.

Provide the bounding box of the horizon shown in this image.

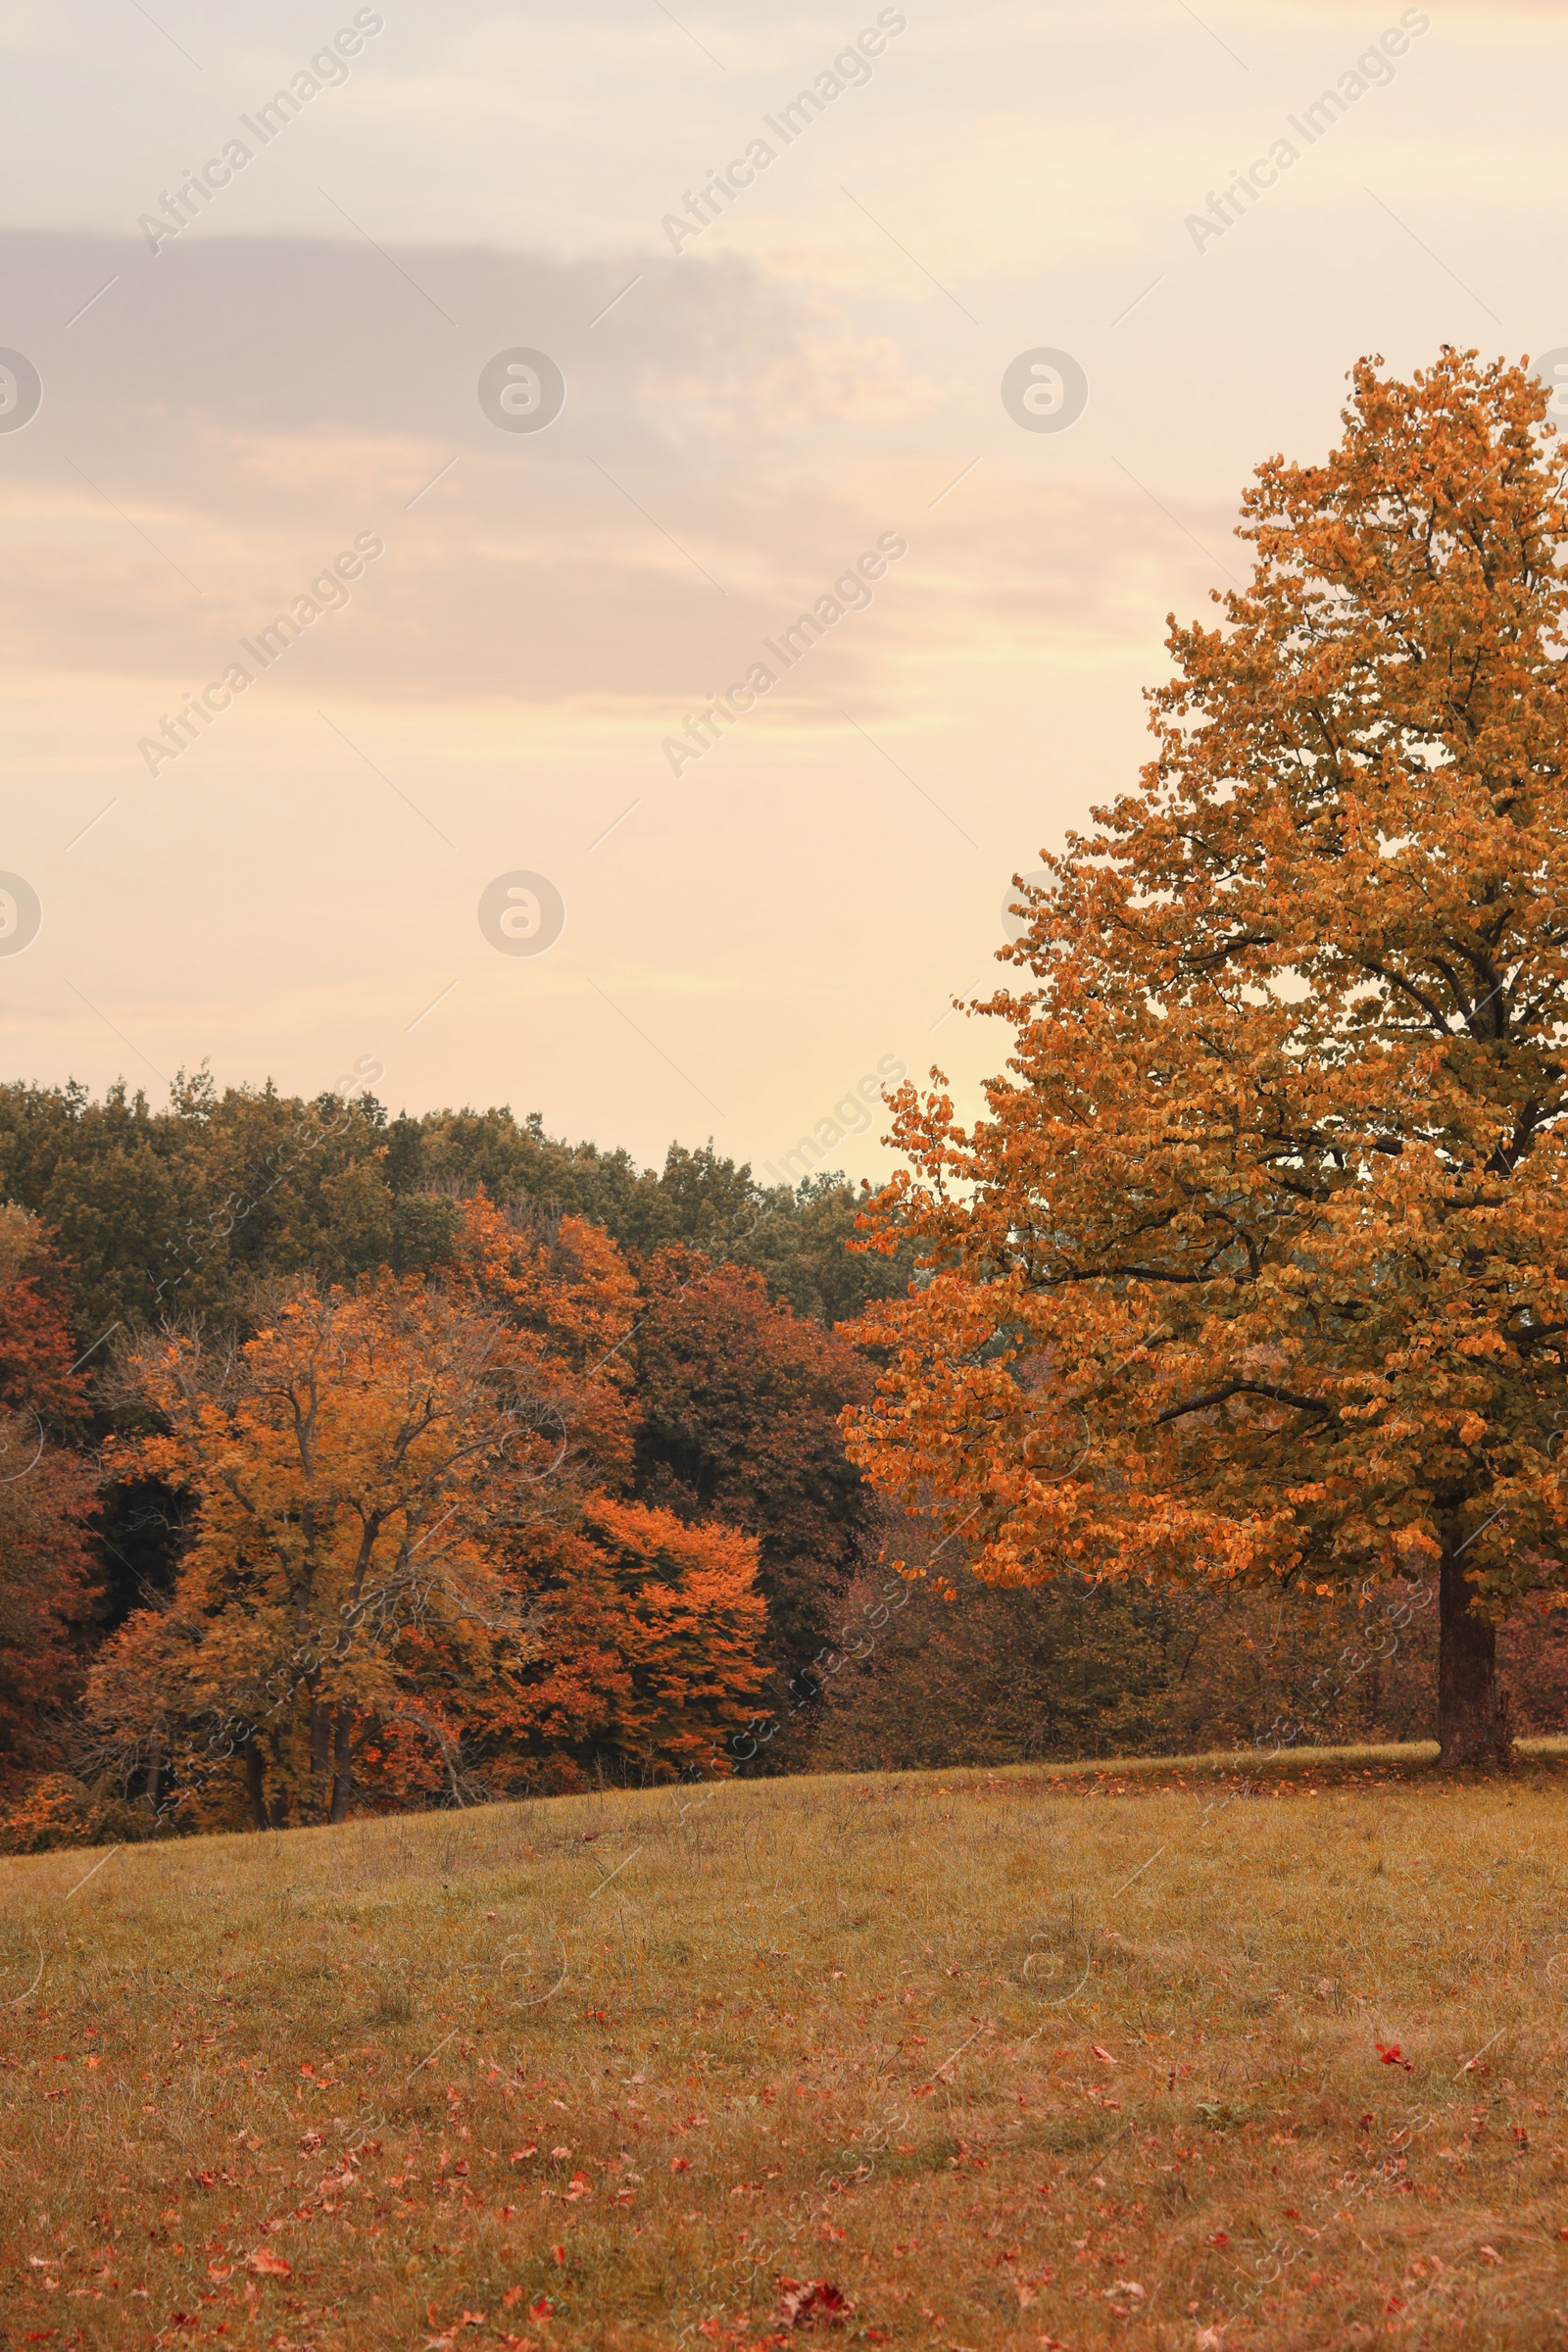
[0,1057,911,1201]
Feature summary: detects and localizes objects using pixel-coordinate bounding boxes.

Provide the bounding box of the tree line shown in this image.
[0,1080,906,1844]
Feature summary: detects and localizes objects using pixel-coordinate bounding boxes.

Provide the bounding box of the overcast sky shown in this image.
[0,0,1557,1181]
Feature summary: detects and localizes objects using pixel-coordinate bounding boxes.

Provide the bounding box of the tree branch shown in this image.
[1156,1379,1332,1425]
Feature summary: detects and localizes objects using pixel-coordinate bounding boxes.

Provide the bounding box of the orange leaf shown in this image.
[776,2278,853,2328]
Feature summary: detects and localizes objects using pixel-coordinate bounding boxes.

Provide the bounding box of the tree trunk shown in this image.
[328,1705,353,1825]
[1438,1543,1511,1768]
[310,1697,330,1785]
[243,1736,270,1830]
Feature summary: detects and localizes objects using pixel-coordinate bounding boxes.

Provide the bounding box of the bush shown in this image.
[0,1771,160,1855]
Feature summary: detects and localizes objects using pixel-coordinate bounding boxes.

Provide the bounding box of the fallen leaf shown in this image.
[245,2250,290,2278]
[777,2278,852,2328]
[1091,2044,1118,2066]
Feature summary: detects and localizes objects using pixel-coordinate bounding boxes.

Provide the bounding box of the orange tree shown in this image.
[440,1187,641,1494]
[846,350,1568,1767]
[463,1491,766,1790]
[88,1275,553,1828]
[88,1202,766,1827]
[439,1195,767,1789]
[445,1198,850,1753]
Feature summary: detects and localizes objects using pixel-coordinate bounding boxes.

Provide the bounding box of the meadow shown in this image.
[4,1744,1568,2351]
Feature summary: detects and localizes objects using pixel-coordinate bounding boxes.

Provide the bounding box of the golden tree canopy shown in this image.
[846,351,1568,1765]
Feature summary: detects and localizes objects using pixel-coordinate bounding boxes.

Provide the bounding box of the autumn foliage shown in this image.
[471,1492,766,1788]
[631,1247,872,1695]
[847,350,1568,1766]
[0,1206,98,1797]
[82,1200,766,1829]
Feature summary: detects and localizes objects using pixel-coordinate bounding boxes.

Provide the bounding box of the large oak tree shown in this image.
[847,351,1568,1767]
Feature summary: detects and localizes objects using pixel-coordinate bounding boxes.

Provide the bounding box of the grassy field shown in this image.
[5,1745,1568,2351]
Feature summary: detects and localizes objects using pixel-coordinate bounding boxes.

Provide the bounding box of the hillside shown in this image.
[4,1750,1567,2349]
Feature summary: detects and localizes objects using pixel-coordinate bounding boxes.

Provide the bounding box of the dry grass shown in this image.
[5,1744,1568,2350]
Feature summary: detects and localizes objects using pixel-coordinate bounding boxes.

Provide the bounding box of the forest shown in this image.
[3,1034,1564,1851]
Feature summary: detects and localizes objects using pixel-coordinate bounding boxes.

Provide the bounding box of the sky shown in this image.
[0,0,1560,1187]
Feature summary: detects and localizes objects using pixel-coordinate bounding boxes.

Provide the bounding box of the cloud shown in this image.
[1,228,1215,725]
[1,231,970,708]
